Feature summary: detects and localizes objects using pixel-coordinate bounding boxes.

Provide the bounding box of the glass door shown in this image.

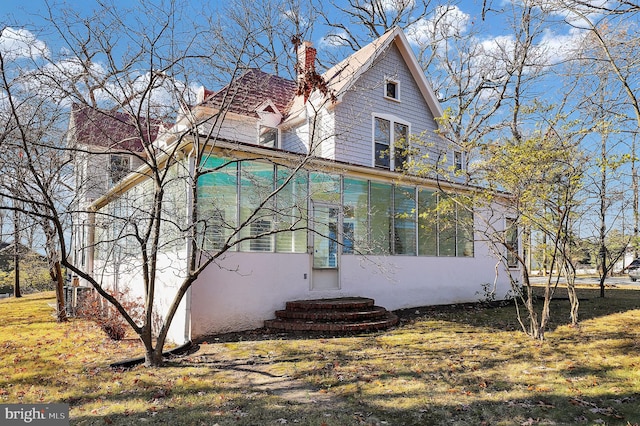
[312,204,340,290]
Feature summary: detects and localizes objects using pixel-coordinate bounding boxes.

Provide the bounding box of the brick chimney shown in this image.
[297,41,316,81]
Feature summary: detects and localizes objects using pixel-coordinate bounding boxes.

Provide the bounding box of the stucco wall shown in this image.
[93,250,190,344]
[189,238,512,338]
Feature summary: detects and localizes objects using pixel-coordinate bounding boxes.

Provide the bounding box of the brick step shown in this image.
[285,297,374,311]
[264,311,399,333]
[275,305,388,321]
[265,297,398,334]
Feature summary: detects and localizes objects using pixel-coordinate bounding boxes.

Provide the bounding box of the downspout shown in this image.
[183,147,196,343]
[87,210,95,283]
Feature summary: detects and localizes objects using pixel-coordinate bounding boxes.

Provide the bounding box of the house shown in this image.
[67,104,161,278]
[69,28,515,345]
[0,241,46,272]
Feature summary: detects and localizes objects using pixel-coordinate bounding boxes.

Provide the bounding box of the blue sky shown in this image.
[0,1,542,53]
[0,0,586,91]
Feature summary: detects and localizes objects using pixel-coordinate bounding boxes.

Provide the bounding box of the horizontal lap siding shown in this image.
[282,122,309,154]
[333,44,440,168]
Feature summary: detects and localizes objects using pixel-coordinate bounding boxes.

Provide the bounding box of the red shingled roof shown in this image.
[202,69,297,118]
[69,103,161,152]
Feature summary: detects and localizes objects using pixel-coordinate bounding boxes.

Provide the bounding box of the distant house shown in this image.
[0,241,45,272]
[69,28,515,344]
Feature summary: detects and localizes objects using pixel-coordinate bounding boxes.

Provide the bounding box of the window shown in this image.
[109,154,130,185]
[457,205,474,257]
[394,186,416,255]
[370,182,392,254]
[385,80,400,101]
[343,178,369,254]
[240,161,274,252]
[198,157,238,251]
[374,116,410,171]
[454,151,463,172]
[417,189,437,256]
[195,155,475,258]
[259,126,278,148]
[250,219,272,251]
[505,218,518,268]
[275,167,308,253]
[394,123,409,171]
[206,210,225,251]
[374,118,391,169]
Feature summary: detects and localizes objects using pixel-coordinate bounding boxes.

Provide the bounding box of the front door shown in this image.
[311,203,340,290]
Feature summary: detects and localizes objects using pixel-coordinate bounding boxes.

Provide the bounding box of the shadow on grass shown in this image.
[65,287,640,426]
[68,371,640,426]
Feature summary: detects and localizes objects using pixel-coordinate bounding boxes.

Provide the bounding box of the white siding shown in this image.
[332,44,442,167]
[201,115,257,145]
[281,122,309,154]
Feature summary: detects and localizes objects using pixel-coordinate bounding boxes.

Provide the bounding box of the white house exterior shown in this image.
[70,28,515,345]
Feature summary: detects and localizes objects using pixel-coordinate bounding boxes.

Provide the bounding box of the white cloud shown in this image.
[282,9,308,27]
[319,30,351,48]
[12,58,108,107]
[0,27,48,61]
[538,26,587,65]
[407,5,471,46]
[381,0,416,12]
[529,0,612,25]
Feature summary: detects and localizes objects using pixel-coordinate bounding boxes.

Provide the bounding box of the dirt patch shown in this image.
[177,342,349,412]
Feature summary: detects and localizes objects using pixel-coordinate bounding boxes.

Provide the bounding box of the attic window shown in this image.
[385,80,400,101]
[109,154,130,185]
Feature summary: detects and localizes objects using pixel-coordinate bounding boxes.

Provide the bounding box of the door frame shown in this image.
[310,202,341,291]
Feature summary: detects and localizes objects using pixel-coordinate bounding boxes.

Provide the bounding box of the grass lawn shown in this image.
[1,287,639,425]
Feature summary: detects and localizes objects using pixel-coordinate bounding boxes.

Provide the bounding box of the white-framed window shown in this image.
[454,150,463,172]
[373,115,410,171]
[109,154,130,185]
[505,217,519,268]
[258,126,278,148]
[384,79,400,101]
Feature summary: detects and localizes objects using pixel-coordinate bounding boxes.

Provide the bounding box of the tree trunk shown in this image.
[565,261,579,325]
[633,136,639,259]
[567,280,579,325]
[144,345,164,368]
[599,132,607,298]
[53,261,67,322]
[13,208,21,298]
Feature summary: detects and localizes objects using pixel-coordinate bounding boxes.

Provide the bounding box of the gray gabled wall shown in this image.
[331,43,442,168]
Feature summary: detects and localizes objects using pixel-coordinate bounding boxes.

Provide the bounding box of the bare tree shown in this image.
[1,0,343,366]
[559,1,640,266]
[314,0,439,59]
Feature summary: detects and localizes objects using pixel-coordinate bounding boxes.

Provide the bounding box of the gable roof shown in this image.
[201,69,297,118]
[69,103,161,152]
[321,27,443,118]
